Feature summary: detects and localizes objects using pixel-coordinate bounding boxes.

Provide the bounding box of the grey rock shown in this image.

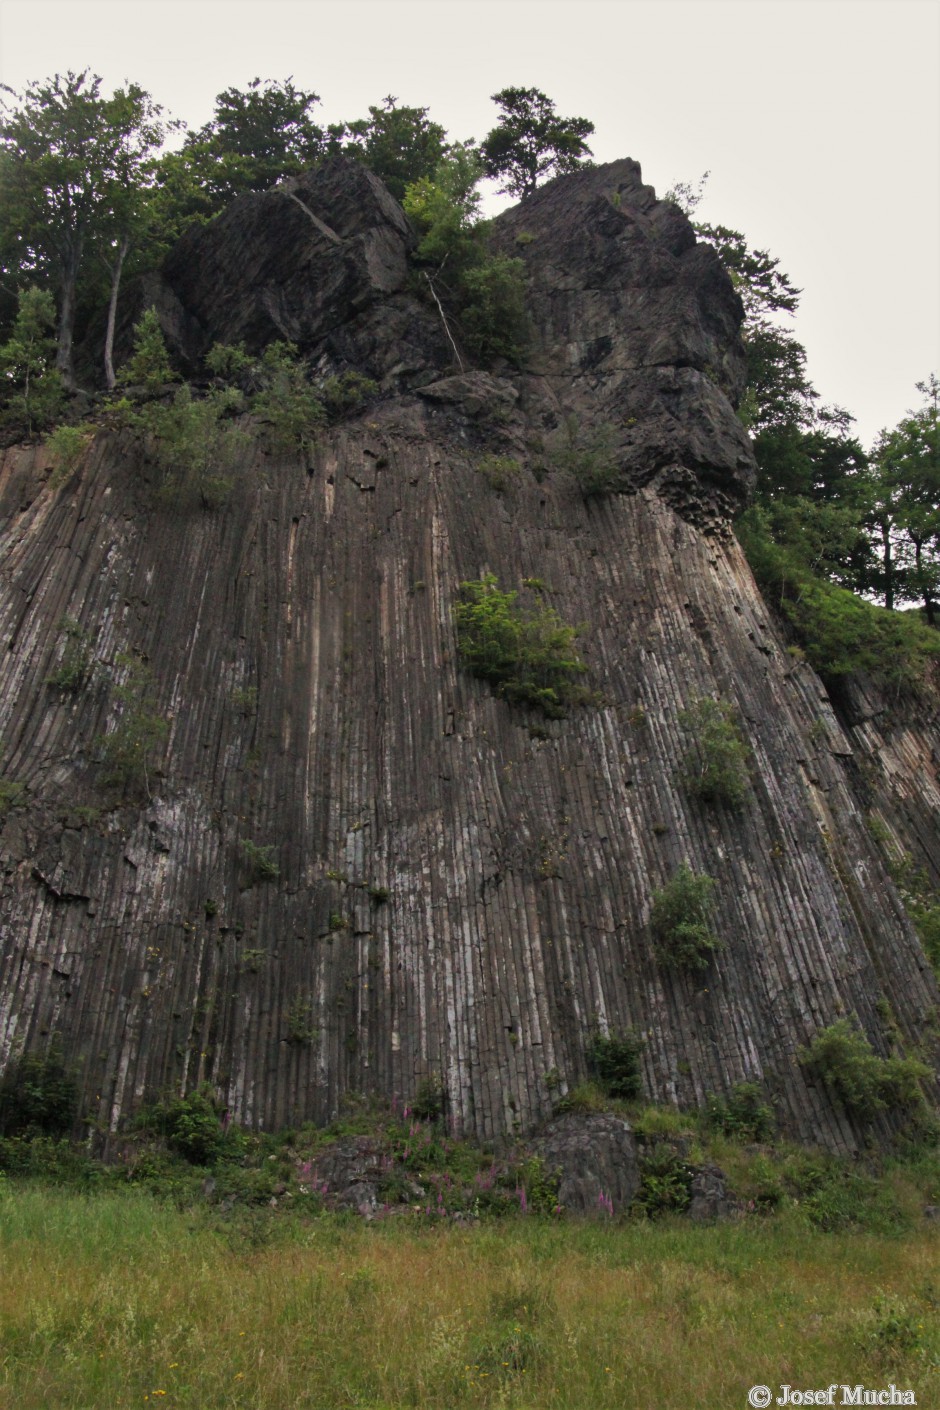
[688,1164,735,1222]
[534,1112,640,1215]
[160,158,415,359]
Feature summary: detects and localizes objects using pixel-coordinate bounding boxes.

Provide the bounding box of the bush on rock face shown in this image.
[453,574,590,718]
[650,864,722,972]
[799,1019,931,1125]
[679,696,751,810]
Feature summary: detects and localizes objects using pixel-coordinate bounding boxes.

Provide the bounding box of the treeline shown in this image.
[0,76,592,393]
[0,73,937,660]
[666,179,939,661]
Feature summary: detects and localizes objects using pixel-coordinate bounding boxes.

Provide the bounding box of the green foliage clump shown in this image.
[118,307,178,392]
[411,1075,445,1122]
[549,416,621,496]
[45,617,94,694]
[138,1087,235,1167]
[585,1030,643,1100]
[0,1041,77,1138]
[799,1018,931,1124]
[285,995,318,1046]
[0,286,65,435]
[650,864,722,972]
[706,1082,775,1141]
[453,574,589,718]
[204,340,253,382]
[0,778,24,820]
[457,254,529,364]
[250,341,325,453]
[44,422,93,486]
[476,453,521,493]
[239,839,280,883]
[881,850,940,979]
[679,695,751,810]
[779,1149,911,1233]
[97,652,167,797]
[737,508,940,687]
[135,385,249,508]
[321,370,378,419]
[404,148,529,368]
[633,1144,694,1217]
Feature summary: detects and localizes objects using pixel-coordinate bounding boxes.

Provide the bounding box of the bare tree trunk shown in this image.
[55,238,82,391]
[103,236,129,390]
[913,536,936,626]
[880,519,894,611]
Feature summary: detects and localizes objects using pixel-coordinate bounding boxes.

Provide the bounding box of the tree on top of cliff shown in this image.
[480,88,594,199]
[331,97,448,202]
[157,77,324,220]
[0,71,168,388]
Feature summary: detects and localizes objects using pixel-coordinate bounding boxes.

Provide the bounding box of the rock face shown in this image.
[0,159,937,1151]
[161,160,417,358]
[534,1113,639,1215]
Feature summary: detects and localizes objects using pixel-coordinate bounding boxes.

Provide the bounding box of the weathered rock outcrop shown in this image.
[0,159,937,1152]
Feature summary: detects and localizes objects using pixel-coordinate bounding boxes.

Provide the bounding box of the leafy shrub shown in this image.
[118,307,178,392]
[650,864,722,972]
[886,851,940,979]
[0,286,65,435]
[549,416,621,496]
[0,1040,77,1137]
[321,371,378,419]
[781,1149,909,1233]
[799,1018,931,1124]
[97,653,168,797]
[411,1075,445,1122]
[586,1030,643,1100]
[239,839,280,883]
[454,574,589,718]
[458,254,529,364]
[679,696,751,809]
[205,340,253,382]
[476,453,522,493]
[140,1088,233,1167]
[45,617,94,694]
[633,1143,694,1217]
[285,995,318,1046]
[137,385,249,508]
[706,1082,775,1141]
[404,152,529,368]
[0,778,25,820]
[250,341,325,453]
[44,423,93,485]
[737,509,940,687]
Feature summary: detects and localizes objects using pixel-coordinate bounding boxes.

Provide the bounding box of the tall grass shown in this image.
[1,1184,937,1409]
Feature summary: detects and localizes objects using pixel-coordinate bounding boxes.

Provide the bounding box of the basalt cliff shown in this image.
[1,158,937,1151]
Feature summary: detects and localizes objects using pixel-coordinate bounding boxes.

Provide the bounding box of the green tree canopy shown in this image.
[187,76,323,205]
[335,97,448,201]
[480,87,594,199]
[866,375,940,619]
[0,70,168,387]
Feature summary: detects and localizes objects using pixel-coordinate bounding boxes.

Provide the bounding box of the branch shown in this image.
[423,272,464,372]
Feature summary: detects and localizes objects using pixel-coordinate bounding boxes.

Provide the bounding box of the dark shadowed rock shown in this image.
[492,157,756,526]
[534,1113,640,1215]
[688,1164,736,1222]
[160,158,416,358]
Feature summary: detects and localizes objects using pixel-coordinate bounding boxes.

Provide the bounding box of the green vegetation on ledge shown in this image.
[453,574,591,717]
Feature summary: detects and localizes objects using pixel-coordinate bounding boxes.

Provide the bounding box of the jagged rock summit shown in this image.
[0,158,937,1151]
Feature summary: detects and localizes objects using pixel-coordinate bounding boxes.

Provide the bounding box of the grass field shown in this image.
[1,1182,938,1410]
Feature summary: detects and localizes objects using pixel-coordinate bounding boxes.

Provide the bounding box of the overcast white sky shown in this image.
[1,0,937,447]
